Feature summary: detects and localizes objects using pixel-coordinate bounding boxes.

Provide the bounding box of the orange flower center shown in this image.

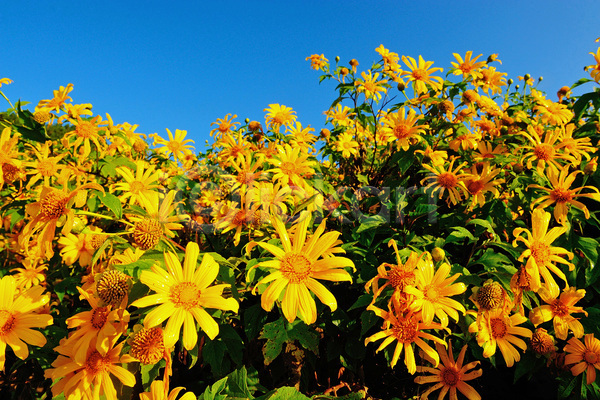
[97,270,129,307]
[37,160,57,177]
[363,82,376,93]
[411,69,426,80]
[1,163,19,183]
[167,141,182,153]
[489,317,507,339]
[129,181,146,194]
[393,125,411,139]
[91,307,109,329]
[233,209,248,227]
[0,310,15,336]
[280,161,298,176]
[423,284,440,301]
[387,265,415,290]
[441,367,460,387]
[85,350,111,375]
[40,190,69,219]
[133,218,163,250]
[392,318,418,343]
[530,241,551,265]
[280,252,313,284]
[550,188,572,203]
[89,234,107,249]
[584,350,599,364]
[533,144,554,161]
[476,282,504,310]
[75,121,97,139]
[437,172,458,189]
[237,169,258,186]
[530,330,554,355]
[467,179,485,195]
[130,327,165,364]
[551,299,569,317]
[170,282,201,310]
[272,112,289,126]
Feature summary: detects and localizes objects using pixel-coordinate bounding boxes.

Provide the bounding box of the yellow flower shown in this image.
[405,254,466,327]
[534,99,574,126]
[114,160,161,207]
[210,113,239,139]
[45,337,136,400]
[381,108,427,150]
[152,129,195,161]
[468,307,532,367]
[287,122,317,151]
[9,258,47,290]
[415,146,448,167]
[131,242,239,349]
[249,213,354,324]
[529,286,587,340]
[65,115,106,158]
[401,55,444,95]
[474,66,507,95]
[0,127,22,190]
[334,132,360,158]
[355,70,388,101]
[0,276,53,371]
[557,123,597,164]
[421,157,468,206]
[564,334,600,385]
[35,83,74,112]
[248,181,292,217]
[140,380,197,400]
[520,125,575,176]
[25,141,65,189]
[0,77,13,88]
[451,51,486,80]
[414,341,482,400]
[529,165,600,224]
[264,104,297,131]
[364,304,446,373]
[462,162,504,208]
[267,144,315,188]
[324,104,355,127]
[58,227,106,267]
[512,208,574,294]
[305,54,329,71]
[587,47,600,83]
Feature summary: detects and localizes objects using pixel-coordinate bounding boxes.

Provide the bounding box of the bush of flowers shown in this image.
[0,43,600,400]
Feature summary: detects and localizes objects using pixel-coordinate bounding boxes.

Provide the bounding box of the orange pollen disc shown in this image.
[0,310,15,335]
[460,64,472,73]
[167,141,182,153]
[218,123,230,133]
[411,69,426,80]
[490,317,507,339]
[85,351,111,375]
[437,172,458,189]
[133,218,163,250]
[393,125,411,139]
[170,282,201,310]
[1,163,19,183]
[530,330,554,355]
[551,299,569,317]
[280,161,297,176]
[40,191,69,219]
[76,121,97,139]
[387,266,415,290]
[233,210,247,227]
[363,82,376,92]
[441,367,460,387]
[584,350,599,364]
[342,141,353,150]
[280,252,313,284]
[423,284,440,301]
[90,307,109,329]
[89,234,107,249]
[34,110,51,124]
[237,169,256,185]
[130,327,165,364]
[392,318,418,343]
[129,181,145,194]
[476,282,504,310]
[37,160,56,177]
[550,188,573,203]
[97,270,129,307]
[272,112,287,125]
[467,179,485,195]
[530,241,551,265]
[533,144,554,161]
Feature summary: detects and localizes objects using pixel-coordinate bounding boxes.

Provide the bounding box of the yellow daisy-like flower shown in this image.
[520,125,575,176]
[468,307,532,367]
[65,115,106,159]
[25,141,65,189]
[474,66,507,95]
[512,208,574,294]
[35,83,74,112]
[0,77,13,88]
[152,129,195,161]
[529,286,587,340]
[140,380,197,400]
[0,276,53,371]
[264,103,297,131]
[380,108,427,150]
[415,341,482,400]
[451,51,486,80]
[421,157,468,206]
[249,213,354,325]
[529,164,600,224]
[324,104,355,127]
[58,227,106,267]
[365,304,446,373]
[114,160,161,207]
[401,55,444,95]
[557,123,596,164]
[9,258,47,290]
[305,54,329,71]
[534,99,574,126]
[405,254,467,327]
[335,132,360,159]
[267,144,315,188]
[462,162,504,209]
[355,70,388,102]
[210,113,239,139]
[587,47,600,83]
[564,334,600,385]
[415,146,448,167]
[131,242,239,350]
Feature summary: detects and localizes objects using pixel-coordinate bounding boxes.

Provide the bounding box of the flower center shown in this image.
[441,367,460,387]
[533,144,554,161]
[130,327,165,364]
[280,162,297,176]
[424,284,440,301]
[550,299,569,317]
[530,241,551,265]
[476,282,504,310]
[411,69,426,80]
[393,125,411,139]
[489,317,507,339]
[0,310,15,336]
[387,265,415,290]
[467,179,485,195]
[76,121,97,139]
[392,318,418,343]
[170,282,201,310]
[550,188,572,203]
[530,330,554,355]
[91,307,109,329]
[272,112,288,125]
[363,82,376,93]
[85,351,110,375]
[167,141,182,153]
[133,218,163,250]
[437,172,458,189]
[584,350,599,364]
[97,270,129,307]
[89,234,107,249]
[1,163,19,183]
[37,160,56,177]
[40,190,69,219]
[280,252,313,284]
[129,181,146,194]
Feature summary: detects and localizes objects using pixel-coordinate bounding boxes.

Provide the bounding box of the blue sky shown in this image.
[3,1,599,151]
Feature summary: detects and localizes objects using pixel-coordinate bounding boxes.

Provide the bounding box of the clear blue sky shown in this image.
[3,1,599,151]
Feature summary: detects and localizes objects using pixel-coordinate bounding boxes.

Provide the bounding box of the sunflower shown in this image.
[529,286,587,340]
[152,128,195,161]
[267,144,315,189]
[131,242,239,350]
[364,303,446,373]
[249,213,354,324]
[564,334,600,385]
[209,113,239,139]
[0,276,53,371]
[401,55,444,95]
[114,160,161,207]
[451,51,486,80]
[264,104,297,131]
[512,208,574,294]
[529,165,600,224]
[468,307,532,367]
[355,70,388,102]
[414,341,482,400]
[381,108,427,150]
[335,132,360,158]
[421,157,468,206]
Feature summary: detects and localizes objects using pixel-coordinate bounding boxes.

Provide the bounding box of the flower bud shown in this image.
[431,247,445,262]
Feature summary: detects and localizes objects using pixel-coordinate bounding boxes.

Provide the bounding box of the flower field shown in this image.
[1,43,600,400]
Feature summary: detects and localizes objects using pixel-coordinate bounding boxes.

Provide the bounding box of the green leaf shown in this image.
[254,387,311,400]
[259,318,287,365]
[201,375,229,400]
[140,360,165,387]
[355,215,387,233]
[203,337,228,377]
[469,248,515,273]
[445,226,475,244]
[287,320,319,355]
[243,303,268,340]
[98,192,123,219]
